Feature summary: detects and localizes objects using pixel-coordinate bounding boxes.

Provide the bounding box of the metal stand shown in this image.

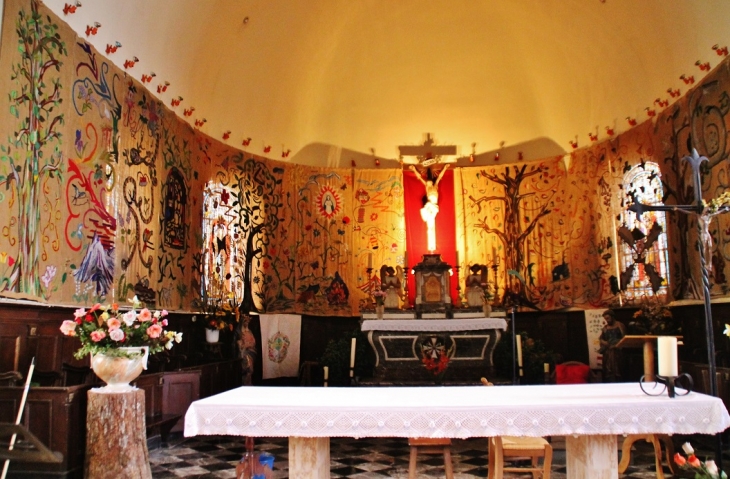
[510,308,517,385]
[628,149,722,468]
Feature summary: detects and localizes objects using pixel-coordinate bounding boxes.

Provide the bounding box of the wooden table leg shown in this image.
[566,435,617,479]
[289,437,330,479]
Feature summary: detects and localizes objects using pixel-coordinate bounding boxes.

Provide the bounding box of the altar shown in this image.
[360,314,507,384]
[184,383,730,479]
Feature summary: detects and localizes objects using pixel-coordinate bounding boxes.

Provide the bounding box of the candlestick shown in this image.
[323,366,329,381]
[544,362,550,373]
[350,338,357,369]
[367,252,372,269]
[516,334,523,367]
[404,250,408,266]
[455,250,459,267]
[658,336,678,377]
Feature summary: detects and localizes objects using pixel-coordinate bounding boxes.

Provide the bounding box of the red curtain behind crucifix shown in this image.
[403,169,458,306]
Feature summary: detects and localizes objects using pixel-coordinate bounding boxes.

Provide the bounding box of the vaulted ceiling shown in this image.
[37,0,730,167]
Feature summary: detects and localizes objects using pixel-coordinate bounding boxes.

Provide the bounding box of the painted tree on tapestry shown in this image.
[231,158,282,312]
[0,0,67,295]
[470,164,557,308]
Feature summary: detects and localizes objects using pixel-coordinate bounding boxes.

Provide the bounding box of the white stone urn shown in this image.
[90,346,149,392]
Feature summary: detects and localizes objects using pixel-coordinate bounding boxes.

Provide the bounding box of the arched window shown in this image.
[620,162,670,299]
[201,182,242,307]
[163,168,186,250]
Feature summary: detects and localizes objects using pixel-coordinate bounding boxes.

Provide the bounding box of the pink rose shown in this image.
[162,319,168,326]
[90,330,106,342]
[73,308,86,319]
[146,323,163,338]
[138,308,153,322]
[60,320,77,336]
[109,328,125,342]
[106,317,121,330]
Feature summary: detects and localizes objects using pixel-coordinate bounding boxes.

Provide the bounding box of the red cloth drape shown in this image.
[403,169,458,306]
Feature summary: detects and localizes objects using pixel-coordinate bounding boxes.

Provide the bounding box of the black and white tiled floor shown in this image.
[150,433,730,478]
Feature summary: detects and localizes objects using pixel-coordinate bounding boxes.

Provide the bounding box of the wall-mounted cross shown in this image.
[398,133,457,166]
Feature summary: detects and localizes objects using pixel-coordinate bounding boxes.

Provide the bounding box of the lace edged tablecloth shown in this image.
[184,382,730,439]
[360,318,508,332]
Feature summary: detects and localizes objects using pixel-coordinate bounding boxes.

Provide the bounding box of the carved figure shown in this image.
[465,264,489,307]
[380,265,402,309]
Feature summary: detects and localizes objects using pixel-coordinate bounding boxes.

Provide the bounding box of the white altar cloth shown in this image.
[360,318,507,332]
[185,382,728,439]
[185,383,730,478]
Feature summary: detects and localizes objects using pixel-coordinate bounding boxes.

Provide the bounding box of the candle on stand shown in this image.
[455,250,460,267]
[323,366,329,381]
[516,334,523,367]
[350,338,357,369]
[657,336,678,377]
[367,252,372,269]
[544,362,550,373]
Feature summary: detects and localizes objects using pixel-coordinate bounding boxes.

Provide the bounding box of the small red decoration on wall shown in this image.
[680,74,695,85]
[569,137,578,149]
[517,151,524,160]
[156,81,170,94]
[494,152,500,161]
[222,131,231,140]
[123,56,139,69]
[695,60,711,71]
[667,88,680,98]
[713,44,729,57]
[171,97,182,107]
[626,117,637,127]
[105,41,121,54]
[63,1,81,15]
[242,138,252,147]
[588,132,598,142]
[645,107,656,117]
[183,107,195,117]
[263,145,272,153]
[85,22,100,36]
[654,98,668,108]
[351,159,357,167]
[194,118,207,128]
[282,149,291,158]
[605,126,614,136]
[141,72,155,83]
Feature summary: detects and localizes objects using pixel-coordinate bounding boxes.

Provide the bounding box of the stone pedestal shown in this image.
[289,437,330,478]
[85,388,151,479]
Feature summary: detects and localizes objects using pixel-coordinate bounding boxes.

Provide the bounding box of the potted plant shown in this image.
[59,295,182,391]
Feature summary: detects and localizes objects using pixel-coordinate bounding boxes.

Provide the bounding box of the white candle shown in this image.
[367,252,372,269]
[516,334,523,367]
[323,366,328,381]
[350,338,357,369]
[657,336,678,377]
[544,362,550,373]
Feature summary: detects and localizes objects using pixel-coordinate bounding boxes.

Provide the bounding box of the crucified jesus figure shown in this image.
[409,164,450,251]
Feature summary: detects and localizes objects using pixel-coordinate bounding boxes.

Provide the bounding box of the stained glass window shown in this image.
[202,182,242,307]
[620,162,670,299]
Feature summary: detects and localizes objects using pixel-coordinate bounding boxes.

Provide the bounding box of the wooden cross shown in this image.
[398,133,457,166]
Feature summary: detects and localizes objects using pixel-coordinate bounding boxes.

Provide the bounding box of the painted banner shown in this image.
[259,314,302,379]
[584,309,607,369]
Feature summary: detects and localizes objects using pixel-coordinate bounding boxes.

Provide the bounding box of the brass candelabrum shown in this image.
[454,264,464,308]
[402,260,410,309]
[491,262,500,305]
[366,266,374,307]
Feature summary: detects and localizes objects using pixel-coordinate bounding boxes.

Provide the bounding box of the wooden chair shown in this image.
[408,437,454,479]
[481,377,552,479]
[61,363,92,386]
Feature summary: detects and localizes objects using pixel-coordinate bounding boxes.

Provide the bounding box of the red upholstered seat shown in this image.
[555,362,591,384]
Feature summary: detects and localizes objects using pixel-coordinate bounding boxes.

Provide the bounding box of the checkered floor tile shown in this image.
[149,433,730,478]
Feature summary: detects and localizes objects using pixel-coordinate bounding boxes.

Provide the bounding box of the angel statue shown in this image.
[465,264,489,308]
[380,265,403,309]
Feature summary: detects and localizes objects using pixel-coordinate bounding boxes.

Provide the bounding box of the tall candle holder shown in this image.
[454,265,464,308]
[402,260,410,309]
[639,373,693,398]
[491,262,500,305]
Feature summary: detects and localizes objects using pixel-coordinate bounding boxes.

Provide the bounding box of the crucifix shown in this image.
[399,134,457,252]
[628,148,726,468]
